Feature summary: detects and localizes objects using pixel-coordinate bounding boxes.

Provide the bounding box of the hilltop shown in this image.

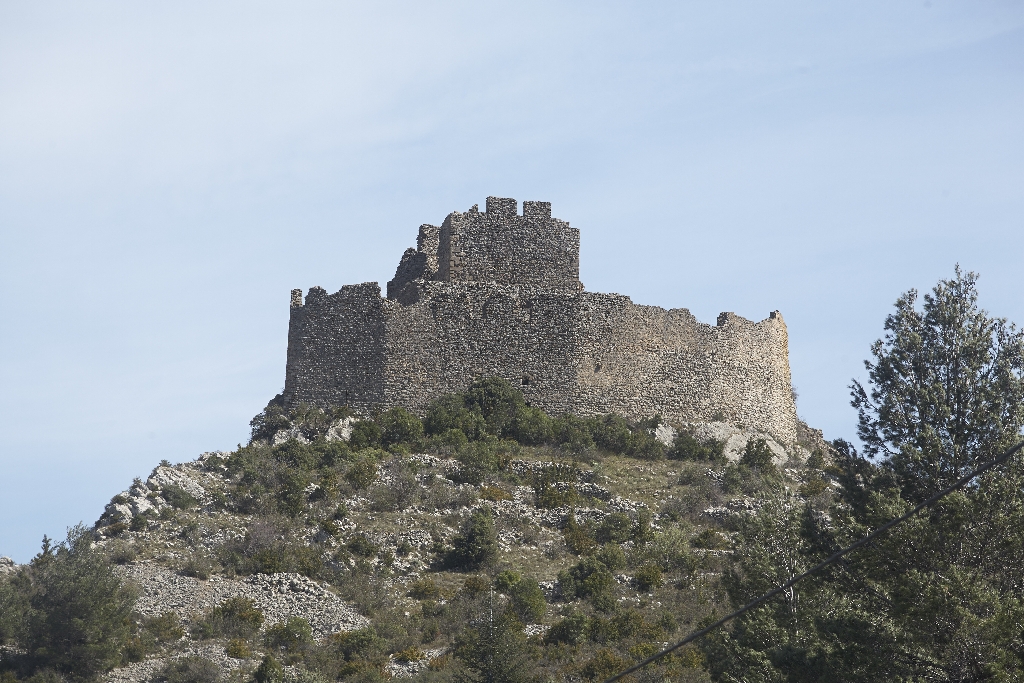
[32,378,832,682]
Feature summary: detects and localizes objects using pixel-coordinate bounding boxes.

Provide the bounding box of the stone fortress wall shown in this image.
[283,198,798,444]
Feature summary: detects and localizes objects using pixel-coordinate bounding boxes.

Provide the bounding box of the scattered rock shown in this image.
[688,422,789,465]
[118,564,366,640]
[0,557,18,576]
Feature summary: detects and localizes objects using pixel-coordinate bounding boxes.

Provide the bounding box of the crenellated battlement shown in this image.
[285,198,798,444]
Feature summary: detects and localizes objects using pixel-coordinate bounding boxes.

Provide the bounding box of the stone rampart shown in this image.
[282,197,798,444]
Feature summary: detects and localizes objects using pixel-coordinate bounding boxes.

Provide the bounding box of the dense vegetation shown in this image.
[2,269,1022,682]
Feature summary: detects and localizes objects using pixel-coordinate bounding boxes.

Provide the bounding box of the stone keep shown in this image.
[283,197,798,444]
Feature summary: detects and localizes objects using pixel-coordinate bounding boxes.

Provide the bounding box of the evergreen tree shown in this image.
[453,594,532,683]
[852,267,1024,501]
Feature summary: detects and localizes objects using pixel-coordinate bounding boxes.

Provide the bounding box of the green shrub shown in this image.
[273,440,319,470]
[741,438,777,473]
[509,406,552,445]
[377,406,424,448]
[580,648,629,682]
[143,612,184,643]
[430,428,469,456]
[595,512,632,544]
[453,608,531,683]
[444,509,498,571]
[160,655,222,683]
[263,617,313,664]
[806,448,826,470]
[533,463,583,509]
[315,440,352,466]
[507,577,546,624]
[313,628,388,679]
[462,575,490,596]
[799,476,829,497]
[407,578,441,600]
[628,430,666,460]
[494,570,522,593]
[194,597,264,640]
[551,415,595,453]
[589,415,632,454]
[162,485,199,510]
[562,514,596,554]
[691,528,729,550]
[225,638,251,659]
[217,521,324,579]
[424,394,485,439]
[108,540,138,565]
[346,534,380,558]
[634,563,663,591]
[250,403,291,443]
[349,421,382,449]
[546,612,589,645]
[669,431,725,463]
[465,376,526,436]
[276,469,312,516]
[594,543,627,571]
[21,525,138,678]
[631,508,655,545]
[559,557,614,601]
[253,654,284,683]
[345,454,380,489]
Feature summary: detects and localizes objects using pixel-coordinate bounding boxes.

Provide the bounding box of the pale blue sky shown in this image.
[2,1,1022,561]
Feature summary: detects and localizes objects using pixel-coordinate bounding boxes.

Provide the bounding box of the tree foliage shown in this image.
[704,269,1024,682]
[0,525,138,680]
[852,267,1024,501]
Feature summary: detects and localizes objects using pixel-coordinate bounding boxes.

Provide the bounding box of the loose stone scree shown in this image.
[281,197,798,445]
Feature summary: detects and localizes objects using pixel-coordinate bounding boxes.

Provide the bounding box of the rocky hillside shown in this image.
[3,379,835,683]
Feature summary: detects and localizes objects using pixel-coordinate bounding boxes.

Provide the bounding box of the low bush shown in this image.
[263,617,313,664]
[594,543,627,571]
[225,638,252,659]
[562,514,597,554]
[345,454,381,490]
[546,612,589,646]
[193,597,264,640]
[634,563,663,591]
[595,513,632,544]
[558,557,615,602]
[160,655,222,683]
[162,485,199,510]
[377,406,424,448]
[506,577,546,624]
[143,612,185,643]
[407,578,442,600]
[669,431,726,463]
[253,654,284,683]
[443,509,498,571]
[741,438,777,474]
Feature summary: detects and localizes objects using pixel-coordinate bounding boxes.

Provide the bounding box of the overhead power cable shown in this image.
[602,439,1024,683]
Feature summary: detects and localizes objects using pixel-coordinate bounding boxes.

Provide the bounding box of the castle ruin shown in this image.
[283,197,798,444]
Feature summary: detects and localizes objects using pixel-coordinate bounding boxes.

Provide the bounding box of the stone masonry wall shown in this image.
[436,198,581,295]
[575,296,796,443]
[283,197,798,444]
[283,283,386,414]
[382,281,581,417]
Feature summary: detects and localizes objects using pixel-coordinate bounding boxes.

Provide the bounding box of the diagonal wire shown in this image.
[602,439,1024,683]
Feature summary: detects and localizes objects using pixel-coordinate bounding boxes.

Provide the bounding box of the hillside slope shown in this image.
[76,405,831,683]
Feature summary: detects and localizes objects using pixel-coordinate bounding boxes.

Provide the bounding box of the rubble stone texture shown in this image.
[283,197,798,444]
